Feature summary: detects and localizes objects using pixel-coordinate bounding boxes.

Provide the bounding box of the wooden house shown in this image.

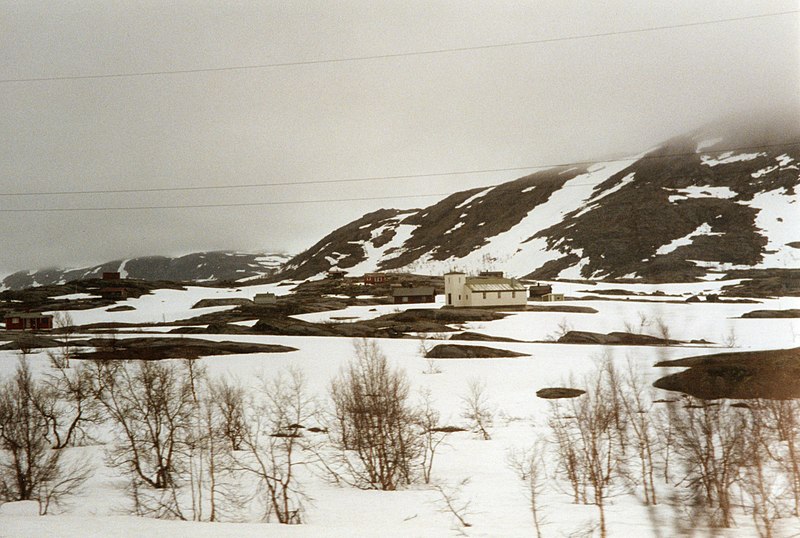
[392,286,436,304]
[254,292,277,305]
[4,312,54,331]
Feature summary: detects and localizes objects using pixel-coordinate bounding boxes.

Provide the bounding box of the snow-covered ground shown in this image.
[1,280,799,537]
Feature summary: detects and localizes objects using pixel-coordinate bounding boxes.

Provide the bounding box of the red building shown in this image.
[102,271,121,280]
[4,313,54,331]
[364,272,389,285]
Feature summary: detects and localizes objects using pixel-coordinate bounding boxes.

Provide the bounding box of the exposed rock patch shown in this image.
[536,387,586,399]
[425,344,527,358]
[653,347,800,399]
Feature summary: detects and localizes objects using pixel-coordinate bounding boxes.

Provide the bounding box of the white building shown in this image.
[443,271,527,308]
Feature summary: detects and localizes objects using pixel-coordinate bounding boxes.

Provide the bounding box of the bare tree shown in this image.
[548,361,626,538]
[619,360,659,505]
[669,397,746,528]
[740,401,783,538]
[762,398,800,516]
[434,478,473,529]
[208,377,247,452]
[36,359,104,449]
[0,358,92,514]
[94,359,200,519]
[236,367,314,524]
[507,441,548,537]
[329,339,421,490]
[417,389,448,484]
[461,378,493,440]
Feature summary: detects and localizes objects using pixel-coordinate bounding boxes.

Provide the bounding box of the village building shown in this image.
[100,287,128,300]
[327,268,347,279]
[392,286,436,304]
[4,312,54,331]
[528,282,564,301]
[444,272,527,308]
[102,271,121,280]
[364,272,390,285]
[253,292,277,305]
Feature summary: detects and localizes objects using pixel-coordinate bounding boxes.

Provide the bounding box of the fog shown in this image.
[1,1,798,275]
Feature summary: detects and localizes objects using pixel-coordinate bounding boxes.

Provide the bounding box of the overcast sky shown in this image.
[1,1,798,275]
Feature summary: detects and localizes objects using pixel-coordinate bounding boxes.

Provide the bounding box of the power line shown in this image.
[1,141,796,198]
[1,10,797,84]
[0,193,451,213]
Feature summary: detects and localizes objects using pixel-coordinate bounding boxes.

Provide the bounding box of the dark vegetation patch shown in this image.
[380,168,579,268]
[375,308,505,323]
[740,309,800,319]
[721,269,800,297]
[557,331,683,346]
[450,332,529,343]
[526,140,798,281]
[430,426,468,433]
[74,337,297,361]
[788,241,800,249]
[275,209,409,280]
[524,304,598,313]
[653,347,800,399]
[192,298,254,308]
[536,387,586,399]
[0,278,184,316]
[425,344,527,359]
[106,305,136,312]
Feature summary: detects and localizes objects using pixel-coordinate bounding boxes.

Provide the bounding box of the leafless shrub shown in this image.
[739,401,783,538]
[0,358,92,514]
[668,396,746,528]
[762,399,800,516]
[548,360,627,538]
[654,316,671,344]
[208,377,246,451]
[461,378,493,440]
[328,339,422,490]
[434,478,472,529]
[37,359,104,449]
[619,360,659,505]
[417,389,448,484]
[235,367,314,524]
[507,441,548,537]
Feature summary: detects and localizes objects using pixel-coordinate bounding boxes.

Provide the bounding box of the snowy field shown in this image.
[1,279,799,537]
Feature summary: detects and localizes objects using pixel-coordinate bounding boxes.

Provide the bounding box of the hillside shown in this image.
[1,251,290,291]
[279,133,799,282]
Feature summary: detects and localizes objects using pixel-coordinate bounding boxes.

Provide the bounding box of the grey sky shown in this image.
[1,1,798,275]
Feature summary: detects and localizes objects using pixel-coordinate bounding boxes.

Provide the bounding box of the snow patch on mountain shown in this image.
[701,151,766,167]
[751,187,800,268]
[656,223,722,256]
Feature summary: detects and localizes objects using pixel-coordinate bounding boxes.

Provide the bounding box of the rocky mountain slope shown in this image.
[1,252,290,290]
[279,130,799,282]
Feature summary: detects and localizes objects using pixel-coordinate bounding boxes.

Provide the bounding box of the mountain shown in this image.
[1,251,290,291]
[279,131,800,282]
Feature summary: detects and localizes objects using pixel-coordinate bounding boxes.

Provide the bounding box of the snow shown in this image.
[455,186,494,209]
[586,172,636,203]
[750,187,800,268]
[665,185,737,203]
[405,159,641,278]
[701,151,766,167]
[51,293,99,300]
[2,280,800,536]
[655,223,722,256]
[341,216,418,276]
[696,137,723,150]
[42,282,299,326]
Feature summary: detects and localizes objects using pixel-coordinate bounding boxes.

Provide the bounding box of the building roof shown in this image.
[465,277,526,292]
[392,286,435,297]
[5,312,53,319]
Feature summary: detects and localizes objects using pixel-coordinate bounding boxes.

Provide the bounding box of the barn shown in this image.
[392,286,436,304]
